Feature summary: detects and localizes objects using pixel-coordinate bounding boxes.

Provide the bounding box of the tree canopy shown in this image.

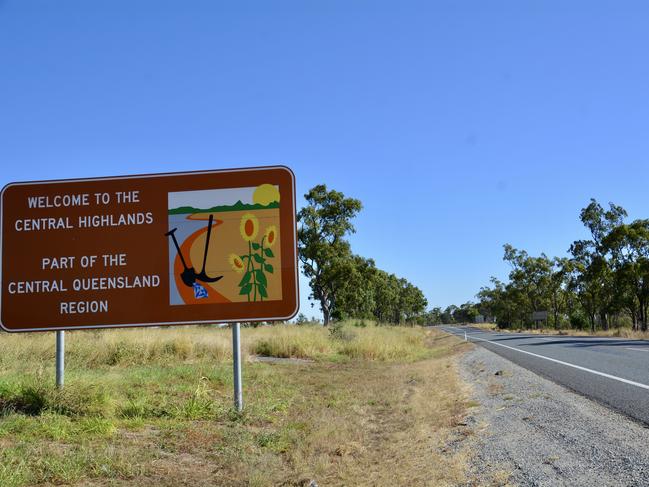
[457,199,649,332]
[298,184,427,325]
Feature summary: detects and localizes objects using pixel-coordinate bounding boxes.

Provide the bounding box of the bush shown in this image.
[328,322,356,342]
[295,313,309,325]
[570,313,588,330]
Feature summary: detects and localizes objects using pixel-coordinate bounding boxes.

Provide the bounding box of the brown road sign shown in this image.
[0,166,299,332]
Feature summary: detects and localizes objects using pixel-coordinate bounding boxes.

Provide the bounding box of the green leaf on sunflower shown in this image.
[239,283,252,295]
[265,264,274,273]
[255,270,267,286]
[264,248,274,258]
[252,242,261,250]
[253,253,265,264]
[258,284,268,298]
[239,272,252,287]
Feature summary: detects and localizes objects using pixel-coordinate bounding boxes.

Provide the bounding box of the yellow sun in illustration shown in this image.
[252,184,280,206]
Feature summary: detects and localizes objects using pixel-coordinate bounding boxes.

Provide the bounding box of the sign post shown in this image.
[1,166,299,408]
[232,322,243,411]
[56,330,64,388]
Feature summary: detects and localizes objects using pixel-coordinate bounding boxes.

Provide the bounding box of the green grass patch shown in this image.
[0,325,471,486]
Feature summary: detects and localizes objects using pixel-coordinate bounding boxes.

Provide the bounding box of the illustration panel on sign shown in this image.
[166,185,282,305]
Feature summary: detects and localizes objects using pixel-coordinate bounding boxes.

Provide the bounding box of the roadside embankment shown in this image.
[460,345,649,486]
[0,325,475,486]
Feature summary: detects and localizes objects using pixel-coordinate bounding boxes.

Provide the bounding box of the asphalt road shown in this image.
[438,325,649,425]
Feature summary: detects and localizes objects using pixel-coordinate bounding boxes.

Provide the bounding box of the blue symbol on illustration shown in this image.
[193,282,208,299]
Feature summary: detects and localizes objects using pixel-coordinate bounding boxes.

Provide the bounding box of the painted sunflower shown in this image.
[264,225,278,248]
[239,213,259,242]
[228,253,245,273]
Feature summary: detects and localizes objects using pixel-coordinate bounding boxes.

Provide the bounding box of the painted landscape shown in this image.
[166,185,282,305]
[168,200,279,215]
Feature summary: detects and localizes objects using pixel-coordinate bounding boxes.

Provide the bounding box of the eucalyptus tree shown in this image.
[502,244,556,326]
[370,270,398,323]
[548,257,571,328]
[297,185,362,325]
[426,307,444,325]
[441,305,458,324]
[468,199,649,332]
[398,279,428,324]
[476,277,514,326]
[604,219,649,331]
[334,255,378,320]
[452,302,479,323]
[569,199,627,331]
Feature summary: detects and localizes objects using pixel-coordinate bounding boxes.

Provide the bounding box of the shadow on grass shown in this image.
[0,383,112,417]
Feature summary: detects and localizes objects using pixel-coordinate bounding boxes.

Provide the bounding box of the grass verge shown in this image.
[467,322,649,339]
[0,324,473,486]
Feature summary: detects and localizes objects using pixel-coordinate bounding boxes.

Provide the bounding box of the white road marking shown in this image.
[624,347,649,352]
[441,328,649,392]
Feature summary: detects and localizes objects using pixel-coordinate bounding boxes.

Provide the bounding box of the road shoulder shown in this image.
[460,345,649,486]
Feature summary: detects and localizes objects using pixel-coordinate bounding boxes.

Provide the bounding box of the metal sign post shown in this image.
[56,330,65,388]
[232,322,243,411]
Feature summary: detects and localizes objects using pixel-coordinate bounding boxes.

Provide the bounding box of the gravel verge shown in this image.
[460,345,649,486]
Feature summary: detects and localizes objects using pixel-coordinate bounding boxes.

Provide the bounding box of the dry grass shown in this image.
[247,325,334,359]
[138,330,474,486]
[287,349,471,486]
[470,323,498,332]
[0,325,474,486]
[0,327,234,370]
[468,323,649,340]
[547,328,649,339]
[0,322,435,370]
[251,323,433,361]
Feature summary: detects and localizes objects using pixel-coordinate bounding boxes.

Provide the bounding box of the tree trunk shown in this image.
[590,313,595,333]
[600,311,609,331]
[322,303,331,326]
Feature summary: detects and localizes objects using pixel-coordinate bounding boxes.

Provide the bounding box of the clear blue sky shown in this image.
[2,1,649,318]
